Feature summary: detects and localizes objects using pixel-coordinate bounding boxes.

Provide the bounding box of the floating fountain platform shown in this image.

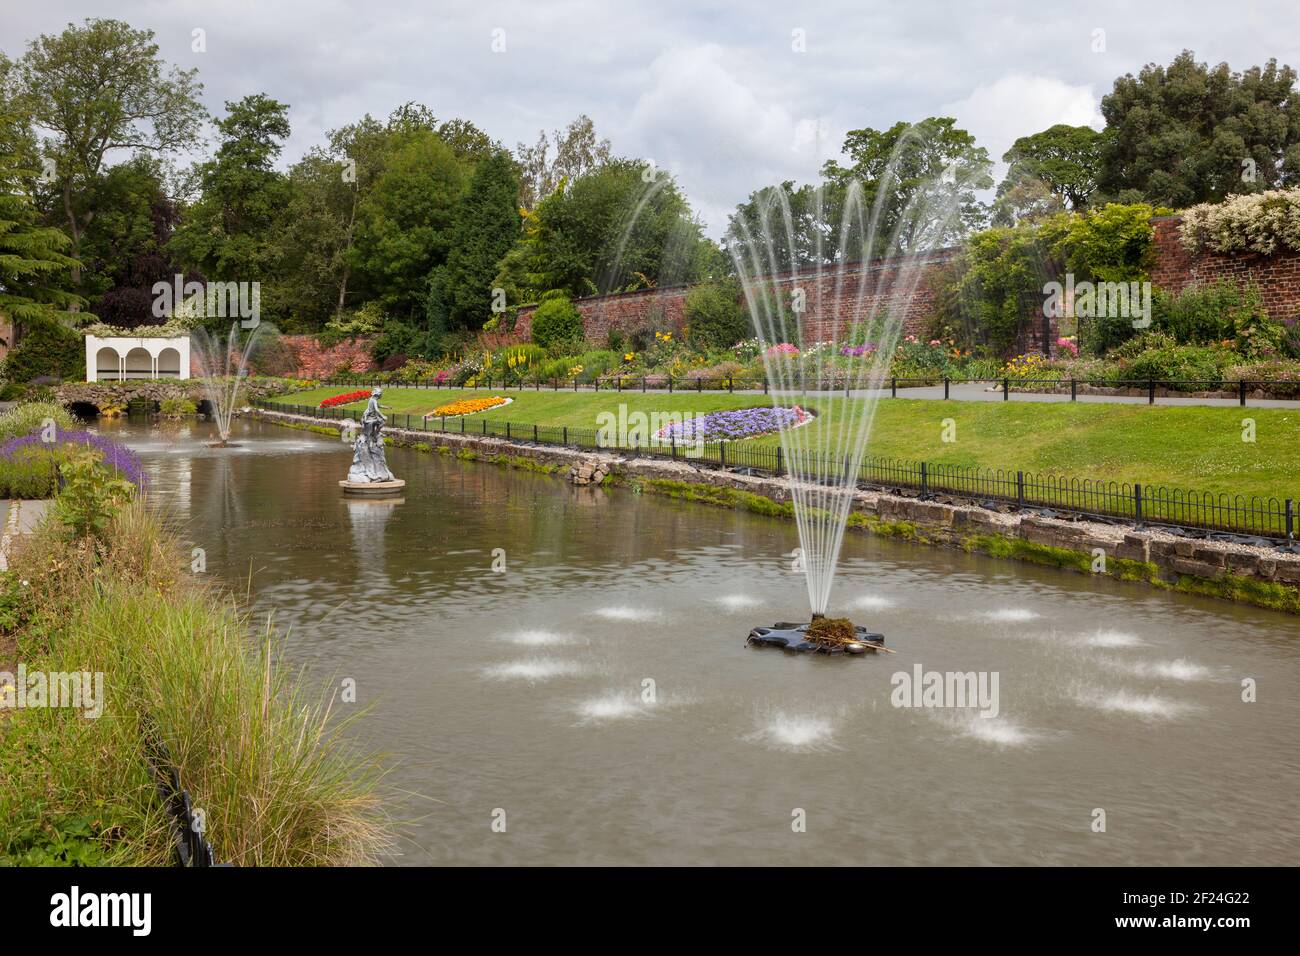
[339,479,406,497]
[747,621,886,655]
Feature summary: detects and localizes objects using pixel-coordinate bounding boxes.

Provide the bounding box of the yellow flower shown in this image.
[431,396,508,417]
[624,352,635,361]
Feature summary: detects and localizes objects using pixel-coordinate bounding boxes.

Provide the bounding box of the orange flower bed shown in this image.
[429,396,508,417]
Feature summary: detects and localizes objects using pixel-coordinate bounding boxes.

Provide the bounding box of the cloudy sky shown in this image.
[4,1,1297,234]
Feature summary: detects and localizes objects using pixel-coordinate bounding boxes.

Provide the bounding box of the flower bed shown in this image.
[428,396,511,418]
[0,429,145,497]
[319,390,372,408]
[654,405,811,443]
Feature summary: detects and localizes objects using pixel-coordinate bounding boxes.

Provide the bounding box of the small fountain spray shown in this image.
[737,141,964,656]
[188,320,265,447]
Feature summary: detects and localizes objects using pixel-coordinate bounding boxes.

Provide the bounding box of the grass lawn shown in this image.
[270,385,1300,501]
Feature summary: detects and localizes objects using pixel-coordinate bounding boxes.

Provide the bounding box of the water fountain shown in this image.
[188,320,265,448]
[732,147,962,655]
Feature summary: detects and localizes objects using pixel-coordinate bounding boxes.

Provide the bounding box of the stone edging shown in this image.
[250,407,1300,613]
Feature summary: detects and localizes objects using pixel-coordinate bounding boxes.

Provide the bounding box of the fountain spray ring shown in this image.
[747,621,887,656]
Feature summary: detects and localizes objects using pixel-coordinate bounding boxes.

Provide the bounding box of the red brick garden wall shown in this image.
[514,248,960,346]
[1151,215,1300,321]
[513,219,1300,353]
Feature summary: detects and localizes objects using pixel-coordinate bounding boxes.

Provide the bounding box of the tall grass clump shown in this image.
[0,400,78,441]
[1,499,392,866]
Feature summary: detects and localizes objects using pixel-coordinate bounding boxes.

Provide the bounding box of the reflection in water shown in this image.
[109,418,1300,866]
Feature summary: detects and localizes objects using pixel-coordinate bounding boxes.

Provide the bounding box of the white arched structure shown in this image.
[85,335,191,382]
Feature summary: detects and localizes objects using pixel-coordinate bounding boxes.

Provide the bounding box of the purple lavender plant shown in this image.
[0,428,146,488]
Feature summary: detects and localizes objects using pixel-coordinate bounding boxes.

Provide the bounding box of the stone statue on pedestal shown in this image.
[347,387,396,483]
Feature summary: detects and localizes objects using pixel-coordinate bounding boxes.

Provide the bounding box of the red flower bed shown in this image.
[319,390,371,408]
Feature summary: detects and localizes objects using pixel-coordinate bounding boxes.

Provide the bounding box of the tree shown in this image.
[685,279,747,350]
[516,114,612,210]
[1097,51,1300,206]
[436,150,521,331]
[525,160,711,298]
[83,156,192,328]
[169,94,292,303]
[726,180,838,271]
[994,124,1102,223]
[821,118,993,251]
[0,54,82,336]
[17,18,204,298]
[350,129,467,318]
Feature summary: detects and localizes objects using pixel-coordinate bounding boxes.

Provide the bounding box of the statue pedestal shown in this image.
[339,479,406,496]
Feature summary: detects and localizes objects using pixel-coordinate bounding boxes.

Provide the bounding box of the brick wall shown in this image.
[1151,215,1300,321]
[514,247,960,346]
[514,219,1300,353]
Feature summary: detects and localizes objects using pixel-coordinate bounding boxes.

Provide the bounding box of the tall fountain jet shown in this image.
[189,320,265,447]
[731,141,964,639]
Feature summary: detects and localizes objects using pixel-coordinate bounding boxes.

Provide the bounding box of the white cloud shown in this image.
[619,44,841,236]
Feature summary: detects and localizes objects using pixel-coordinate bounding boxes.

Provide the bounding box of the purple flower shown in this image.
[0,428,146,488]
[655,406,810,443]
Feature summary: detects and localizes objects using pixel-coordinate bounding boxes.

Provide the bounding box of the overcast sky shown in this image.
[4,1,1297,234]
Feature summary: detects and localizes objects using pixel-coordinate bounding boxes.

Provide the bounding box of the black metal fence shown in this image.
[297,374,1300,406]
[257,398,1298,541]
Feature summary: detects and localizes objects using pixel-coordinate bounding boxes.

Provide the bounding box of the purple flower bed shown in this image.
[655,406,810,443]
[0,428,146,487]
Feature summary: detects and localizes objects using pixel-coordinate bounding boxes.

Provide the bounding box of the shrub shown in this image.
[1151,279,1277,353]
[529,295,583,350]
[159,397,197,419]
[1122,344,1229,388]
[52,446,138,543]
[0,401,78,441]
[685,280,747,350]
[1225,359,1300,397]
[2,320,85,383]
[1180,188,1300,256]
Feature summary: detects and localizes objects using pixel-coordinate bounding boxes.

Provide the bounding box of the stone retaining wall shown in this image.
[252,406,1300,612]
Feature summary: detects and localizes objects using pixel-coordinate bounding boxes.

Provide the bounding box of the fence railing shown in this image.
[293,374,1300,405]
[256,398,1298,541]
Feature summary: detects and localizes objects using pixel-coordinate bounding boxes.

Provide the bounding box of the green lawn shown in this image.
[270,385,1300,501]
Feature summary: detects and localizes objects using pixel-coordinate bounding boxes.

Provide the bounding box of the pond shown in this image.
[103,417,1300,866]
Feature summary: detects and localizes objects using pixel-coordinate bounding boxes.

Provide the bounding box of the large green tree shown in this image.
[0,56,81,335]
[521,159,711,299]
[82,156,190,328]
[349,128,467,318]
[1097,51,1300,206]
[726,180,837,271]
[435,150,521,332]
[169,94,292,301]
[994,124,1102,224]
[17,18,204,301]
[820,117,993,252]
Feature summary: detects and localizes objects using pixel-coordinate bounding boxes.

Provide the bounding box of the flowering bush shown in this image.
[1056,336,1079,357]
[0,428,145,498]
[1002,353,1055,380]
[765,343,799,359]
[319,390,371,408]
[1180,188,1300,256]
[655,405,810,442]
[430,396,508,417]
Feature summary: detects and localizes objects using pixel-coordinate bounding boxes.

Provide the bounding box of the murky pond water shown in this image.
[104,417,1300,865]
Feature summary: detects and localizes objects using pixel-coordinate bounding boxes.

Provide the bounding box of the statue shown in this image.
[341,387,403,494]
